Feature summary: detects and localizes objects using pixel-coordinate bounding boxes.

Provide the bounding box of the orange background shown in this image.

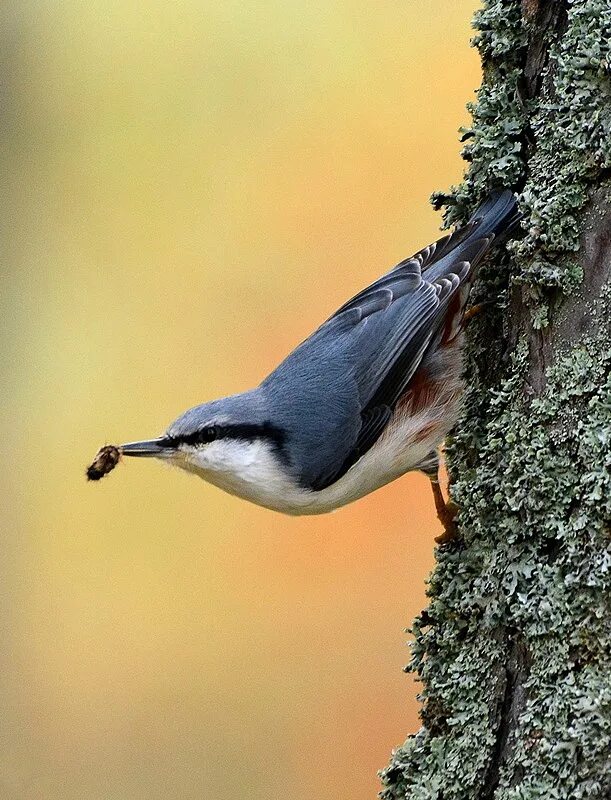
[3,3,480,798]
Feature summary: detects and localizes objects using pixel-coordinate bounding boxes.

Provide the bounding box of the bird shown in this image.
[90,190,519,541]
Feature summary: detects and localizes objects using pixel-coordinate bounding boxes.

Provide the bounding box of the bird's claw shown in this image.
[434,499,459,544]
[429,478,460,544]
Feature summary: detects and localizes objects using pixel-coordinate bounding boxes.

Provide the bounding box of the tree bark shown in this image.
[380,2,611,798]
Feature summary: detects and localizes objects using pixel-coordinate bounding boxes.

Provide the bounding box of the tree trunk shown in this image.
[380,2,611,798]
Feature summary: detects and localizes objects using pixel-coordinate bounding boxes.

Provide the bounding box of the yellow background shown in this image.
[3,2,479,798]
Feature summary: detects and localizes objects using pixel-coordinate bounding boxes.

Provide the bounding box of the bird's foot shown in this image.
[463,303,484,324]
[420,452,461,545]
[429,478,460,545]
[463,301,493,326]
[464,297,506,327]
[434,499,460,544]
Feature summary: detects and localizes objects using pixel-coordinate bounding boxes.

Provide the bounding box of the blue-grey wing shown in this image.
[260,259,468,491]
[262,190,518,491]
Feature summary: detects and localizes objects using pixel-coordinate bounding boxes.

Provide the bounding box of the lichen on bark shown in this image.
[380,2,611,798]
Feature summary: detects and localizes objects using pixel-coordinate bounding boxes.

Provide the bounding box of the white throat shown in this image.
[172,438,305,513]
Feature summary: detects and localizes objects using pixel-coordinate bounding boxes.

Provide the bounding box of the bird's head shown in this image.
[119,391,289,498]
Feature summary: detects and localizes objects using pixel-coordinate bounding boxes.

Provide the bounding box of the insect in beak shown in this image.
[86,438,174,481]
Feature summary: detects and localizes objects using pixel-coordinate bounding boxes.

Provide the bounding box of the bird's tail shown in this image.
[466,189,521,243]
[422,189,520,285]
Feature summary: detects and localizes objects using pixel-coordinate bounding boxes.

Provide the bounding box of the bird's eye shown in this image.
[196,426,219,444]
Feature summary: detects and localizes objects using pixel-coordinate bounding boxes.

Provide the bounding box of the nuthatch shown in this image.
[89,191,519,541]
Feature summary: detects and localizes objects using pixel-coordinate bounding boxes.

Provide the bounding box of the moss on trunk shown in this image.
[380,2,611,798]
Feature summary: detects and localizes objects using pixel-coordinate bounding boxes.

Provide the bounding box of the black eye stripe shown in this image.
[163,422,286,451]
[166,426,219,447]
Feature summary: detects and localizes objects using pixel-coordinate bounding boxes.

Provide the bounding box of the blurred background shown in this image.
[2,2,479,798]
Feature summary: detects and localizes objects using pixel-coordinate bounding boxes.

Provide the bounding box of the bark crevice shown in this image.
[521,0,568,99]
[480,632,530,800]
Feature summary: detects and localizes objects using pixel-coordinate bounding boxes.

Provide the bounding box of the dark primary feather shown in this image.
[260,191,519,491]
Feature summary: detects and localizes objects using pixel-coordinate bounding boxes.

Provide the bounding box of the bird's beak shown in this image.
[119,438,172,458]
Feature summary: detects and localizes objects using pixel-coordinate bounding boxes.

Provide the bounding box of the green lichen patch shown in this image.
[512,0,611,296]
[381,308,611,800]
